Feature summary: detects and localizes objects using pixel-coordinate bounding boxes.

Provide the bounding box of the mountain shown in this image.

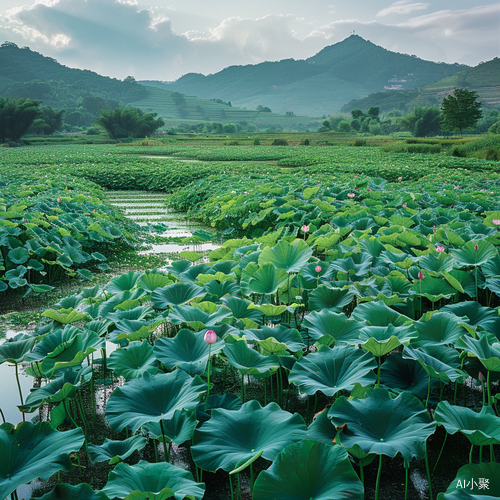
[340,57,500,114]
[144,35,468,116]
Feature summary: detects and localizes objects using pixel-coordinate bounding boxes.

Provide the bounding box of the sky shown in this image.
[1,1,499,81]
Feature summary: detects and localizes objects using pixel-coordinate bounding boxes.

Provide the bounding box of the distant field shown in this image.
[130,86,323,129]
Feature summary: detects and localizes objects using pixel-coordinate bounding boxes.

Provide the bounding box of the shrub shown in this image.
[272,138,288,146]
[353,139,366,147]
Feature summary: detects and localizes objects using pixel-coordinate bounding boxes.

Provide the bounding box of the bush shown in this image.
[302,139,310,146]
[353,139,366,147]
[489,121,500,134]
[272,138,288,146]
[253,138,260,145]
[86,127,101,135]
[337,120,351,132]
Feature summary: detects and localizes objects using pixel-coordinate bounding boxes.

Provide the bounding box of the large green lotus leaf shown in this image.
[435,402,500,446]
[153,329,224,376]
[107,305,154,322]
[0,336,35,364]
[108,340,159,380]
[247,263,288,294]
[243,326,305,353]
[482,255,500,278]
[106,371,206,433]
[41,307,93,324]
[456,334,500,372]
[380,353,431,398]
[203,279,240,300]
[27,326,79,362]
[358,323,418,358]
[223,339,280,375]
[411,275,457,302]
[196,394,243,427]
[8,246,29,264]
[21,366,92,412]
[352,300,413,327]
[308,285,353,312]
[137,271,173,293]
[329,253,373,278]
[33,483,109,500]
[441,302,500,336]
[191,400,307,472]
[253,440,364,500]
[302,310,365,343]
[418,253,454,275]
[403,345,463,383]
[151,283,206,309]
[102,460,205,500]
[451,240,498,268]
[105,271,144,294]
[89,435,147,465]
[307,407,337,446]
[258,238,313,273]
[412,312,470,348]
[299,261,334,284]
[380,250,417,270]
[41,329,104,376]
[220,296,263,324]
[0,422,85,500]
[289,345,377,396]
[436,462,500,499]
[328,387,436,461]
[143,409,197,444]
[110,319,163,343]
[98,289,147,319]
[168,304,231,328]
[179,264,212,283]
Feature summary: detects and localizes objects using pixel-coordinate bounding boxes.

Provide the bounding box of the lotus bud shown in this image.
[474,244,479,251]
[204,330,217,344]
[57,198,61,202]
[347,193,355,198]
[493,219,500,226]
[402,203,407,208]
[301,224,310,233]
[433,226,437,233]
[315,265,322,273]
[398,176,402,181]
[436,245,445,252]
[418,271,424,279]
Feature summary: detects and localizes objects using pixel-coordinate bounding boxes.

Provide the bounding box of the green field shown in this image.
[2,139,500,500]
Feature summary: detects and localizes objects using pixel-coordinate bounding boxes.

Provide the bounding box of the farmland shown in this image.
[1,139,500,499]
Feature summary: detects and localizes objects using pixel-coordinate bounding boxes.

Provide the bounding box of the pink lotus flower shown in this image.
[327,186,330,190]
[418,271,424,279]
[57,198,61,203]
[315,265,322,273]
[367,188,371,191]
[450,204,454,208]
[474,244,479,251]
[436,245,445,252]
[402,203,407,208]
[479,372,484,382]
[493,220,500,226]
[204,330,217,344]
[355,186,358,190]
[398,176,402,181]
[301,224,310,233]
[433,226,437,233]
[347,193,355,198]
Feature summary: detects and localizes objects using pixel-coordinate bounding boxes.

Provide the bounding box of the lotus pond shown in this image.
[1,142,500,499]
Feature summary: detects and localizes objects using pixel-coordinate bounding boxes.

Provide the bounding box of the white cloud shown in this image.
[377,1,429,17]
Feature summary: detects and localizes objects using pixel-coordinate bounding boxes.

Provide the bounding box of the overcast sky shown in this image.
[1,1,499,81]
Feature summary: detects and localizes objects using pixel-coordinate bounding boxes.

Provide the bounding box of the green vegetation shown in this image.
[95,108,165,139]
[441,88,483,136]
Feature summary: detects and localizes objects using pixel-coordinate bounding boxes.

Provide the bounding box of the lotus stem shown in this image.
[101,347,107,372]
[159,420,170,462]
[433,433,448,471]
[313,393,317,417]
[376,357,381,388]
[375,455,382,500]
[241,372,245,403]
[475,265,478,303]
[0,407,6,424]
[250,462,254,493]
[76,392,89,457]
[359,462,364,484]
[263,378,267,405]
[154,439,158,463]
[425,442,433,500]
[453,380,458,405]
[229,473,234,500]
[205,344,212,411]
[404,460,409,500]
[425,376,431,408]
[237,473,241,500]
[14,363,25,421]
[469,443,474,463]
[487,370,492,407]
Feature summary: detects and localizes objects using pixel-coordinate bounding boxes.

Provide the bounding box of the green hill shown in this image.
[341,57,500,115]
[149,35,467,116]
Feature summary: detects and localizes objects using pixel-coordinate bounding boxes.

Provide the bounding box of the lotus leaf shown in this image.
[357,323,418,358]
[102,460,205,500]
[413,312,469,348]
[0,422,85,500]
[307,407,337,446]
[137,271,173,293]
[106,370,206,432]
[302,310,364,343]
[253,440,364,500]
[0,336,35,364]
[451,240,497,268]
[89,435,147,464]
[223,340,280,375]
[41,307,93,324]
[247,263,288,294]
[352,300,413,326]
[167,304,231,328]
[289,345,377,396]
[203,279,240,300]
[243,325,305,353]
[307,285,353,312]
[441,302,500,336]
[154,329,224,376]
[108,340,159,380]
[33,483,109,500]
[435,402,500,446]
[436,462,500,499]
[456,335,500,372]
[151,282,206,309]
[329,387,436,461]
[143,409,197,444]
[220,296,263,324]
[258,238,313,273]
[191,400,307,472]
[196,394,242,426]
[380,353,431,398]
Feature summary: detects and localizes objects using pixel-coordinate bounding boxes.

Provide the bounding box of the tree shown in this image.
[337,120,351,132]
[0,97,41,142]
[413,107,441,137]
[95,107,164,139]
[441,88,482,136]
